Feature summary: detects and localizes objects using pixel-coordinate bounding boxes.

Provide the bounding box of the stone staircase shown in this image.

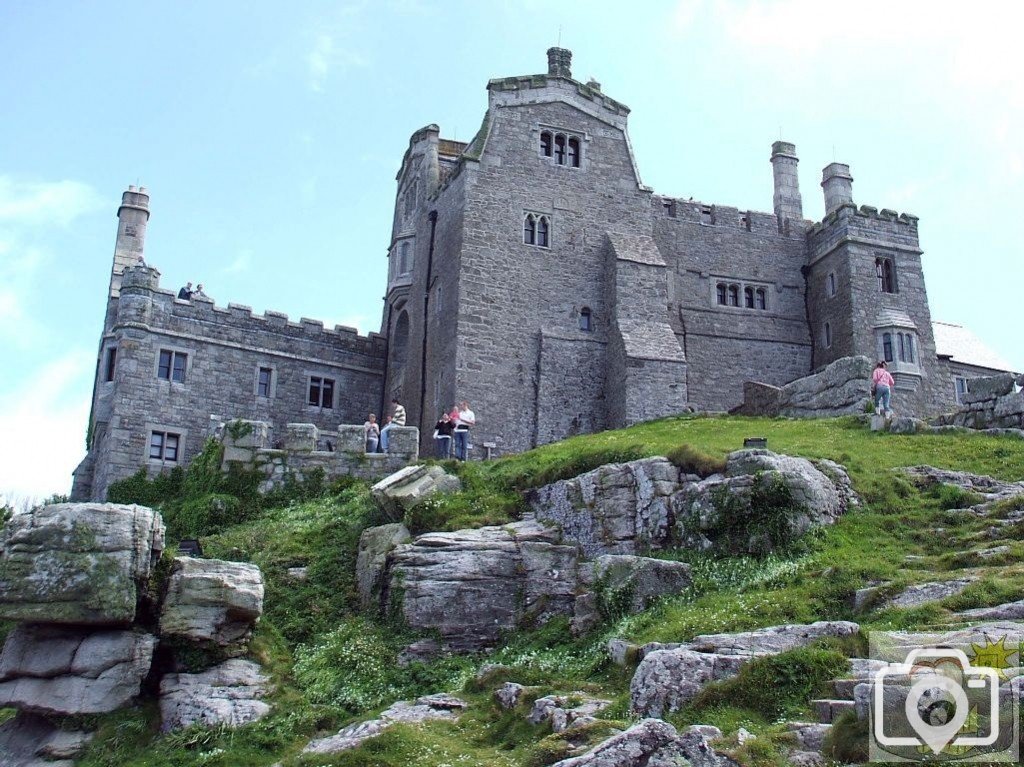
[809,657,885,725]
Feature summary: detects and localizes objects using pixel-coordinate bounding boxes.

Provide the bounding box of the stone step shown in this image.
[787,721,832,752]
[831,678,858,700]
[811,699,855,724]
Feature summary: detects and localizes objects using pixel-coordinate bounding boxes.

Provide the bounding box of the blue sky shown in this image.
[2,1,1021,501]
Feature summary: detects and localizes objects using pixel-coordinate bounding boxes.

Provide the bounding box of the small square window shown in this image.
[149,430,181,462]
[157,349,187,382]
[309,376,335,408]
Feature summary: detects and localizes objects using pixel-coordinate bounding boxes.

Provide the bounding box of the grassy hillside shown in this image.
[34,415,1024,766]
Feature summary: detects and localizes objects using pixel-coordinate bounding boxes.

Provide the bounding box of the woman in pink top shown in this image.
[872,361,896,416]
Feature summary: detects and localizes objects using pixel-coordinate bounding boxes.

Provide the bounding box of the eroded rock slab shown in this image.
[302,694,467,755]
[887,578,976,609]
[389,519,578,650]
[529,458,680,556]
[528,694,611,733]
[550,719,740,767]
[0,625,155,715]
[588,555,692,614]
[159,557,264,650]
[631,621,859,716]
[0,712,93,767]
[370,465,461,520]
[356,523,411,610]
[159,659,271,732]
[0,503,165,625]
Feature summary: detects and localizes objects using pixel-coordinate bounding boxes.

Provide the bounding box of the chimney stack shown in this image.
[110,186,151,298]
[547,47,572,78]
[821,162,854,214]
[770,141,803,225]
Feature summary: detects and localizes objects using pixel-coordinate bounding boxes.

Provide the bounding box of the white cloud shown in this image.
[0,177,102,227]
[0,349,94,503]
[304,4,369,92]
[222,249,252,275]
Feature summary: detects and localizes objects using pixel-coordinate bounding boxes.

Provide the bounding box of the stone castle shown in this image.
[72,48,1012,500]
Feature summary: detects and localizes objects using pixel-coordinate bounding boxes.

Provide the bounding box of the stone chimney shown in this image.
[821,162,854,214]
[110,185,151,298]
[770,141,803,225]
[547,47,572,78]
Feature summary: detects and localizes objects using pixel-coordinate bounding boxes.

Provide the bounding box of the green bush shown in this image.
[701,472,802,555]
[666,444,726,477]
[928,482,985,510]
[692,645,849,719]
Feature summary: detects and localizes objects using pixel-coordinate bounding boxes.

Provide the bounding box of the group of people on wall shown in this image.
[362,399,477,461]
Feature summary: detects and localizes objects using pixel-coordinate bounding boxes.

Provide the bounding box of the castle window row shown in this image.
[539,130,582,168]
[882,332,916,364]
[523,213,551,247]
[715,282,768,311]
[308,375,335,409]
[157,349,188,383]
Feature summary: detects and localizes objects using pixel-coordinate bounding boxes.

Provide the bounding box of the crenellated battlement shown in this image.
[118,265,386,356]
[652,195,781,236]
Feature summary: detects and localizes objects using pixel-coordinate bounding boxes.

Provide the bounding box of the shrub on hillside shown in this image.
[666,444,726,477]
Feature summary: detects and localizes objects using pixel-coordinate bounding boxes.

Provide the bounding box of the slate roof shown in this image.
[933,321,1016,373]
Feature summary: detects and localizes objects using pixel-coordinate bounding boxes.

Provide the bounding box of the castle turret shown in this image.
[109,185,151,299]
[546,47,572,78]
[821,162,853,214]
[770,141,803,226]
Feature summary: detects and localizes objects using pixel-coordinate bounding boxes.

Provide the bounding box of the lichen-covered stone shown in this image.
[589,555,692,613]
[356,523,411,610]
[159,557,264,650]
[0,625,155,715]
[529,457,680,556]
[370,465,461,519]
[0,503,165,625]
[159,659,271,732]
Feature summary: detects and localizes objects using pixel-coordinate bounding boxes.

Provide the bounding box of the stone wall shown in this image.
[934,373,1024,431]
[75,265,387,501]
[216,419,420,489]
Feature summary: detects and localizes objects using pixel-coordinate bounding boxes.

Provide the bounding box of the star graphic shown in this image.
[969,635,1018,680]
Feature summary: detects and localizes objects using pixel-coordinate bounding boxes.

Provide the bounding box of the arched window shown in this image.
[716,283,727,305]
[876,257,897,293]
[824,322,832,348]
[727,284,739,307]
[755,288,767,310]
[554,134,566,165]
[567,137,580,167]
[536,216,550,247]
[744,286,754,308]
[579,306,592,331]
[540,131,553,157]
[523,214,536,245]
[883,332,894,362]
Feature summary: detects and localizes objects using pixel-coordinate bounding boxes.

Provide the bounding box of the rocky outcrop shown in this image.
[577,555,691,631]
[0,503,165,625]
[549,719,740,767]
[530,458,679,556]
[673,451,858,554]
[528,694,611,733]
[631,621,860,716]
[370,465,461,520]
[356,523,411,610]
[159,659,272,732]
[159,557,264,650]
[734,356,873,418]
[530,451,857,558]
[0,502,271,737]
[886,578,976,609]
[302,694,468,755]
[0,625,155,715]
[0,713,94,767]
[388,519,579,650]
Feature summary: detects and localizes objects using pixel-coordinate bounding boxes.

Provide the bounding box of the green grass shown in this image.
[67,414,1024,766]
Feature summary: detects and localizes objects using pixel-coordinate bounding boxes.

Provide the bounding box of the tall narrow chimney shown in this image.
[821,162,854,214]
[770,141,803,225]
[110,186,151,298]
[546,47,572,78]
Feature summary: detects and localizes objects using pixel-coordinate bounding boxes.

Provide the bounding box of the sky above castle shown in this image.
[1,0,1021,501]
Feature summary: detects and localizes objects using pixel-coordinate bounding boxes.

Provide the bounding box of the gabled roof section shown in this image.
[933,321,1016,373]
[617,319,686,362]
[607,232,665,266]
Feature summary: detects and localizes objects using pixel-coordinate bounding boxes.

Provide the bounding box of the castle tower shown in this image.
[770,141,803,229]
[109,185,151,300]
